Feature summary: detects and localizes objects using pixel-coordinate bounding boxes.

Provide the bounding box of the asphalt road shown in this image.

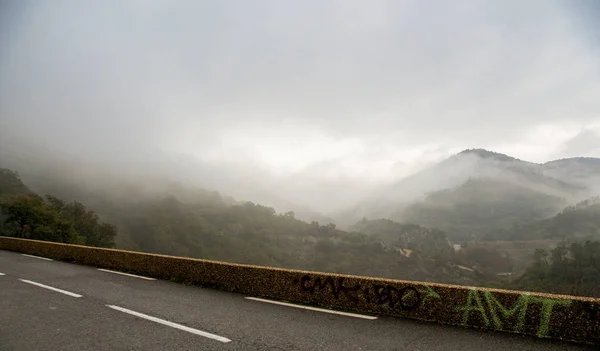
[0,249,595,351]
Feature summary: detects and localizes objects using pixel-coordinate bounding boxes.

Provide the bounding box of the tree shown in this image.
[0,192,117,247]
[0,194,79,243]
[512,240,600,297]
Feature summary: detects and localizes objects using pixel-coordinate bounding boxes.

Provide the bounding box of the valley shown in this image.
[1,148,599,297]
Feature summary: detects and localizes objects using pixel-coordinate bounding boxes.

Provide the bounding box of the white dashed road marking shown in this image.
[21,254,53,261]
[245,297,378,320]
[98,268,156,280]
[19,279,83,298]
[106,305,231,343]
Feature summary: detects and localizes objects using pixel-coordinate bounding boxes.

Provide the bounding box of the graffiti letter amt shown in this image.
[456,289,572,338]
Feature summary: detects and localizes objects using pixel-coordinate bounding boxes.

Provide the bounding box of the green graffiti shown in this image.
[530,296,571,338]
[419,284,441,305]
[456,288,572,338]
[456,288,489,326]
[483,291,531,331]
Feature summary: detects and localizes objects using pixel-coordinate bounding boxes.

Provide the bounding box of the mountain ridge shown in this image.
[336,149,600,231]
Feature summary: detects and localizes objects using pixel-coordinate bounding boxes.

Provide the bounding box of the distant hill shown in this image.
[0,167,483,285]
[349,218,513,280]
[399,178,567,241]
[542,157,600,195]
[1,134,320,217]
[499,196,600,241]
[337,149,598,239]
[349,218,453,256]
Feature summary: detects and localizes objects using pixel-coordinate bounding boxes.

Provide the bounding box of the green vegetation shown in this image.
[0,168,32,200]
[0,168,477,284]
[99,197,476,284]
[503,197,600,241]
[350,218,453,257]
[509,240,600,298]
[2,164,600,298]
[0,169,117,247]
[400,178,566,241]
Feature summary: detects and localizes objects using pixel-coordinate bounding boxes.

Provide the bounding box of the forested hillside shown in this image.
[343,149,596,228]
[2,154,600,297]
[508,240,600,297]
[498,196,600,241]
[0,168,33,200]
[542,157,600,195]
[350,218,453,256]
[0,168,479,285]
[0,169,117,247]
[399,178,566,241]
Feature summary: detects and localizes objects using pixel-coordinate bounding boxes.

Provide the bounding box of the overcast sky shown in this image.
[1,0,599,212]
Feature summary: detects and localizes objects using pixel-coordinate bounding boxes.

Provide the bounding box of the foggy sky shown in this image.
[1,0,599,213]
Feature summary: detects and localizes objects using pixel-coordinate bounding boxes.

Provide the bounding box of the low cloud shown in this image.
[1,0,599,214]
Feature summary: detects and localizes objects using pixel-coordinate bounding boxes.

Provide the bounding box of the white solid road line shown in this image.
[18,279,83,298]
[244,297,378,320]
[21,254,53,261]
[0,273,4,275]
[98,268,156,281]
[106,305,231,343]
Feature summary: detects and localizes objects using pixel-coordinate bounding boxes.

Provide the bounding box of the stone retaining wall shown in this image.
[1,236,598,344]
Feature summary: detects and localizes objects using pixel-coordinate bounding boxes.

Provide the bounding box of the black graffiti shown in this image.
[373,284,421,310]
[298,275,421,311]
[300,276,360,302]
